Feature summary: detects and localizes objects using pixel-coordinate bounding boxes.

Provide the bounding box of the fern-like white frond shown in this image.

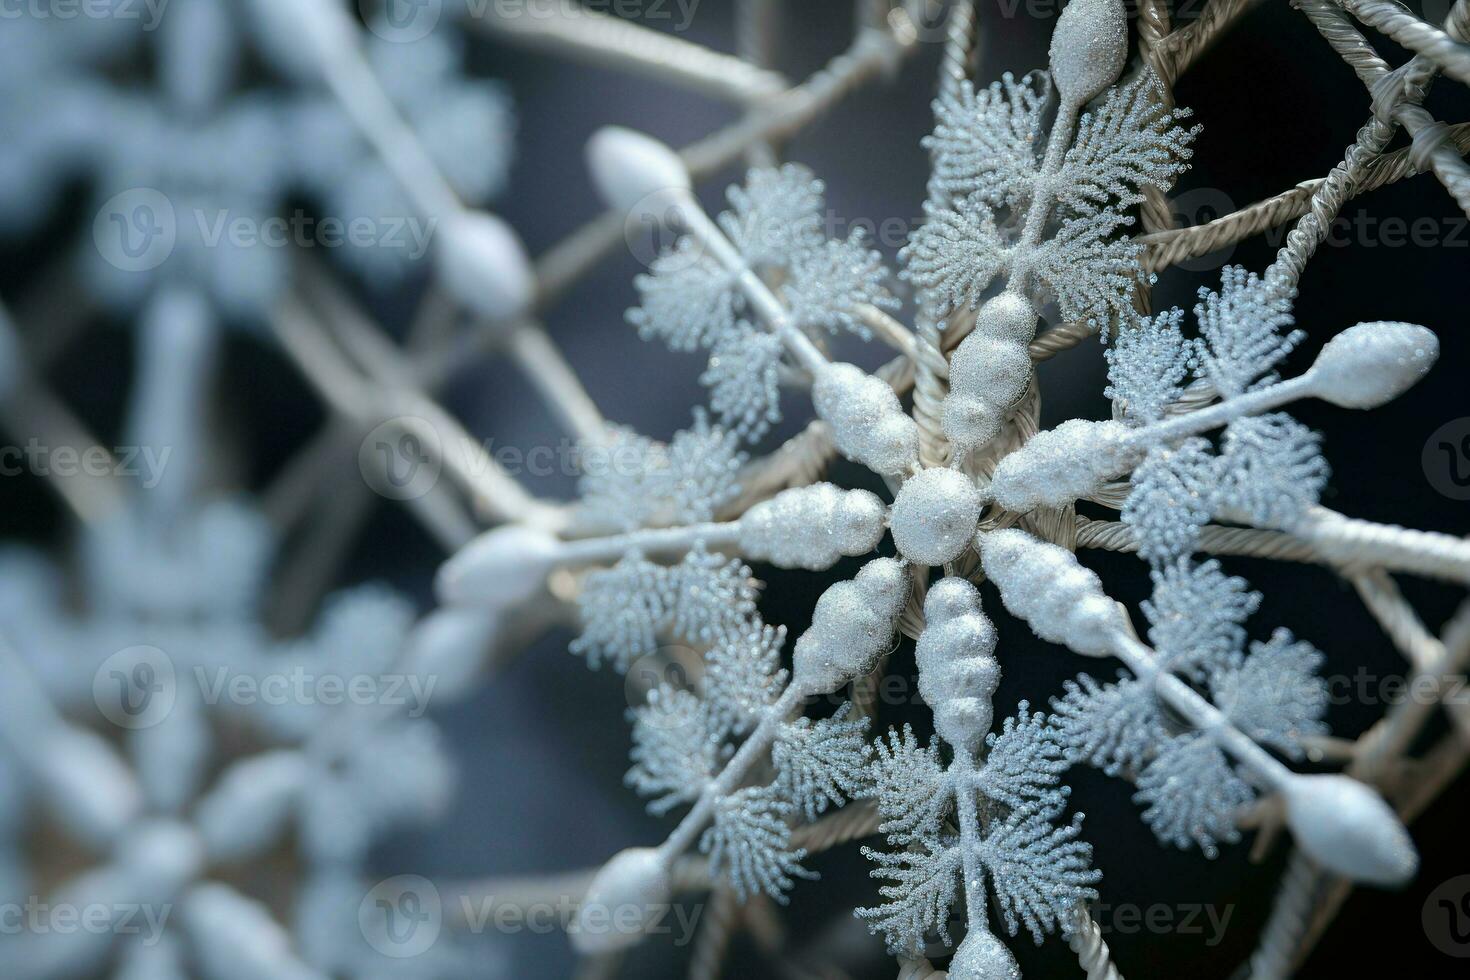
[625,685,723,815]
[1106,307,1190,424]
[701,786,813,901]
[1132,734,1253,858]
[1191,266,1301,398]
[978,798,1101,943]
[856,839,964,954]
[773,704,872,821]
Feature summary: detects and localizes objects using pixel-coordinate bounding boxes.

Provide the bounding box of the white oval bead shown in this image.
[916,578,999,754]
[989,419,1138,512]
[890,467,984,566]
[1282,774,1418,886]
[949,929,1022,980]
[586,127,692,227]
[1049,0,1129,105]
[791,557,909,695]
[811,362,921,476]
[572,847,672,954]
[979,528,1126,656]
[738,483,887,570]
[1310,321,1438,409]
[434,211,535,323]
[435,525,562,609]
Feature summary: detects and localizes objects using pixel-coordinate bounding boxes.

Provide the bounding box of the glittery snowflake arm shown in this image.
[859,578,1098,970]
[980,528,1419,885]
[571,558,908,954]
[988,317,1439,513]
[909,0,1199,463]
[587,127,921,476]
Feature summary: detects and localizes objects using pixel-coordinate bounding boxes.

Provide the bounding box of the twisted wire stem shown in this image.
[1069,904,1125,980]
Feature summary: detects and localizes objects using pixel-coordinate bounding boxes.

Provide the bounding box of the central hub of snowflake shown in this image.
[889,467,984,565]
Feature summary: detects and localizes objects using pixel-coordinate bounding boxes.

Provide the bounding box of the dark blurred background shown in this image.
[1,1,1468,977]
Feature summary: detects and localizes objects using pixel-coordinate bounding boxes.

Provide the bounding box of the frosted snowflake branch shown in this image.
[980,528,1419,886]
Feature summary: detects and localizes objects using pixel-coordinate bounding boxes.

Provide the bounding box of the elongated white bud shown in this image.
[950,929,1022,980]
[811,363,920,476]
[38,727,142,849]
[435,525,562,608]
[1049,0,1128,105]
[435,211,536,323]
[184,883,327,980]
[1282,774,1418,886]
[979,529,1126,656]
[572,847,672,954]
[1309,321,1438,409]
[195,751,309,862]
[891,467,985,565]
[586,127,692,228]
[791,557,909,696]
[916,578,1001,756]
[988,419,1137,512]
[403,607,505,702]
[942,292,1038,454]
[738,484,887,570]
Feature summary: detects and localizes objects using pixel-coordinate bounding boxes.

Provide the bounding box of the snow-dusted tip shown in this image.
[403,607,505,702]
[978,529,1126,657]
[1282,774,1418,886]
[949,929,1022,980]
[891,467,984,566]
[434,525,562,609]
[1049,0,1129,105]
[572,848,672,955]
[435,211,536,323]
[586,127,692,223]
[738,483,887,571]
[988,419,1137,512]
[792,557,909,696]
[1309,322,1438,409]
